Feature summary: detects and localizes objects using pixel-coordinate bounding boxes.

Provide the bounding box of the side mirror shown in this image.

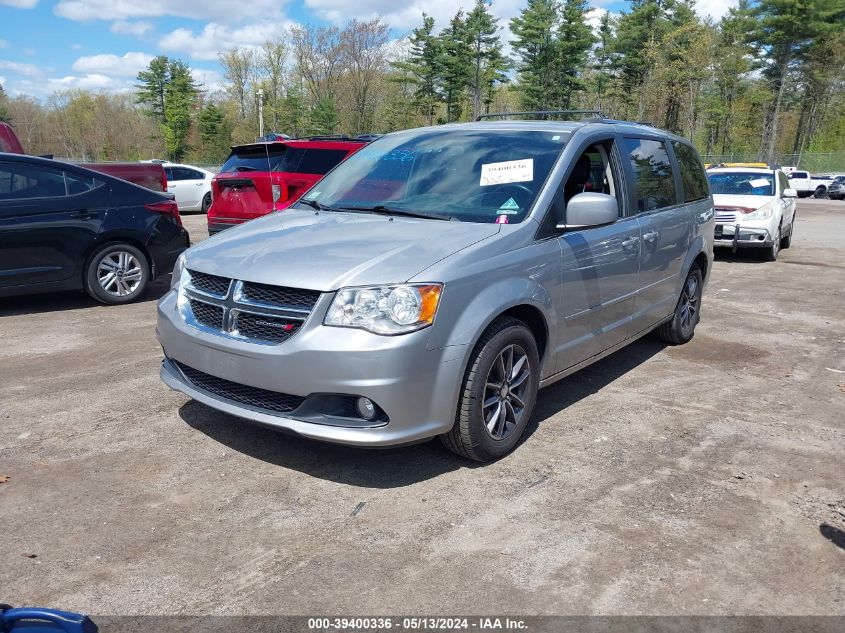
[557,192,618,231]
[782,188,798,198]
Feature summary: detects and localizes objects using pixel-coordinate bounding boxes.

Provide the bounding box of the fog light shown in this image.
[356,397,376,420]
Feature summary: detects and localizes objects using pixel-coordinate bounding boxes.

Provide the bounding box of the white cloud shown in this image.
[55,0,288,22]
[72,51,153,77]
[22,47,35,56]
[696,0,738,19]
[0,76,6,86]
[159,21,293,61]
[0,0,38,8]
[0,60,43,77]
[111,20,153,38]
[191,67,224,92]
[0,40,9,48]
[71,44,83,50]
[47,73,119,91]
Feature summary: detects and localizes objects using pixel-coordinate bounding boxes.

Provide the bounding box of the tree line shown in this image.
[0,0,843,166]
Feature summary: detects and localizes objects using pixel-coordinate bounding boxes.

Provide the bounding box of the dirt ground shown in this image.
[1,199,843,615]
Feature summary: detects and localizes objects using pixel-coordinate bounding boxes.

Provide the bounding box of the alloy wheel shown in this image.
[482,344,531,440]
[97,250,143,298]
[679,274,699,334]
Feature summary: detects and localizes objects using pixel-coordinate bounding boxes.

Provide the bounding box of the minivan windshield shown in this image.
[707,172,774,196]
[297,129,569,224]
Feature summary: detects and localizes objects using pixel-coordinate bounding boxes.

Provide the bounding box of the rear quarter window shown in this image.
[672,142,709,202]
[622,138,678,212]
[292,149,351,175]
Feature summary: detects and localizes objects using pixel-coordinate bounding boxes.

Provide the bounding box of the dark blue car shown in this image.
[0,153,189,305]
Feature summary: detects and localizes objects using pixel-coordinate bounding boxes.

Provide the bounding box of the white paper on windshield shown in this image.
[480,159,533,186]
[749,178,770,188]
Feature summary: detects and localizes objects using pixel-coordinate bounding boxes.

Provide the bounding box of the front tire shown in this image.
[760,222,781,261]
[441,316,540,462]
[655,265,703,345]
[84,242,149,305]
[813,186,826,199]
[781,215,795,249]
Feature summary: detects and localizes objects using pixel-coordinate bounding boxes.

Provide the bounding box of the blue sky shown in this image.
[0,0,736,100]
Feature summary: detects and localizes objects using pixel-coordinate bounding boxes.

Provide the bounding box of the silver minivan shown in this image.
[157,116,714,461]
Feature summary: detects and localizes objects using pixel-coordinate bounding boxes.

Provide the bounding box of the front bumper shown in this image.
[156,289,467,446]
[714,223,774,249]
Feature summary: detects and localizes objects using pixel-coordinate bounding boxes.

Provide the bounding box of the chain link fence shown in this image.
[701,152,845,173]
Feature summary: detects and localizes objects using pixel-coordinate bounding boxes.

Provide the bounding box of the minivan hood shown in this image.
[712,194,775,210]
[186,209,501,291]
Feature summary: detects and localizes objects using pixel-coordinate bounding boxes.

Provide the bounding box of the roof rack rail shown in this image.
[476,110,606,121]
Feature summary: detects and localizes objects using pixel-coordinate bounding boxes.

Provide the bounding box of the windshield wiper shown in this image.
[338,205,453,221]
[297,198,336,212]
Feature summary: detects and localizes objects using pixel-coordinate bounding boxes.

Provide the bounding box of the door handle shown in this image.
[643,230,658,243]
[622,236,640,249]
[69,210,96,219]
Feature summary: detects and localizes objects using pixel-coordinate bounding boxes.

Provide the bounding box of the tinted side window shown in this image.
[65,172,100,195]
[0,162,67,199]
[622,138,677,212]
[172,167,202,181]
[672,142,709,202]
[295,149,350,175]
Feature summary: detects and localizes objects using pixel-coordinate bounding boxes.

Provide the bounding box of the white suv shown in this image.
[706,166,797,261]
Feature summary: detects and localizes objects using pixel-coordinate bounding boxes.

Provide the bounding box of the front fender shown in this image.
[428,274,558,379]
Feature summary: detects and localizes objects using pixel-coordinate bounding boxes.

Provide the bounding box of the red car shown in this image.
[207,136,372,234]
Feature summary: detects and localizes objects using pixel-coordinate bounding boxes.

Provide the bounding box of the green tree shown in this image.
[197,103,230,163]
[0,84,12,124]
[592,11,616,112]
[136,56,170,123]
[136,56,199,161]
[439,11,472,122]
[465,0,508,119]
[510,0,559,110]
[556,0,595,109]
[750,0,837,161]
[308,97,339,134]
[391,14,443,124]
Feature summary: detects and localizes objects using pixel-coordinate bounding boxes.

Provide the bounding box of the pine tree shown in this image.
[439,11,472,122]
[510,0,560,110]
[0,84,12,124]
[465,0,507,119]
[391,15,443,125]
[136,56,170,124]
[592,11,616,113]
[556,0,595,109]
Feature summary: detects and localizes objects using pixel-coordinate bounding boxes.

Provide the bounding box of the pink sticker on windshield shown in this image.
[496,214,509,224]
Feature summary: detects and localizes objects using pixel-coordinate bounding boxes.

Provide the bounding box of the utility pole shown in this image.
[257,88,265,138]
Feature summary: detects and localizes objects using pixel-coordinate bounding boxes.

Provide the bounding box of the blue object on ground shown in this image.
[0,607,97,633]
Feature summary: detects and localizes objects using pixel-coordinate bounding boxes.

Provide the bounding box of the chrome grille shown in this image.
[181,272,319,345]
[174,361,305,413]
[715,209,739,223]
[188,269,231,296]
[189,299,224,329]
[234,312,302,343]
[241,281,320,311]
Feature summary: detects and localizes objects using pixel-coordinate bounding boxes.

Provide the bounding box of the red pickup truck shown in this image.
[0,122,167,192]
[206,136,372,234]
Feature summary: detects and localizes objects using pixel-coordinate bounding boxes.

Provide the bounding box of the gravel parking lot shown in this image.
[1,199,843,615]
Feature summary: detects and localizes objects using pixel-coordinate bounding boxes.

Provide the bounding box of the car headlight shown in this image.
[324,284,443,335]
[744,205,773,220]
[171,253,187,290]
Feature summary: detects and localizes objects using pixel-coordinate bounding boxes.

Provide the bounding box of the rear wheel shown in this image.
[84,242,149,305]
[201,192,212,213]
[441,316,540,462]
[813,186,826,199]
[654,265,702,345]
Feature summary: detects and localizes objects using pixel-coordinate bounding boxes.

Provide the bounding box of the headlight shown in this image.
[743,205,773,220]
[324,284,443,335]
[171,253,187,290]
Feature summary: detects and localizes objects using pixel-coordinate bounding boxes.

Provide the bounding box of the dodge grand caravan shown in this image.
[158,115,714,461]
